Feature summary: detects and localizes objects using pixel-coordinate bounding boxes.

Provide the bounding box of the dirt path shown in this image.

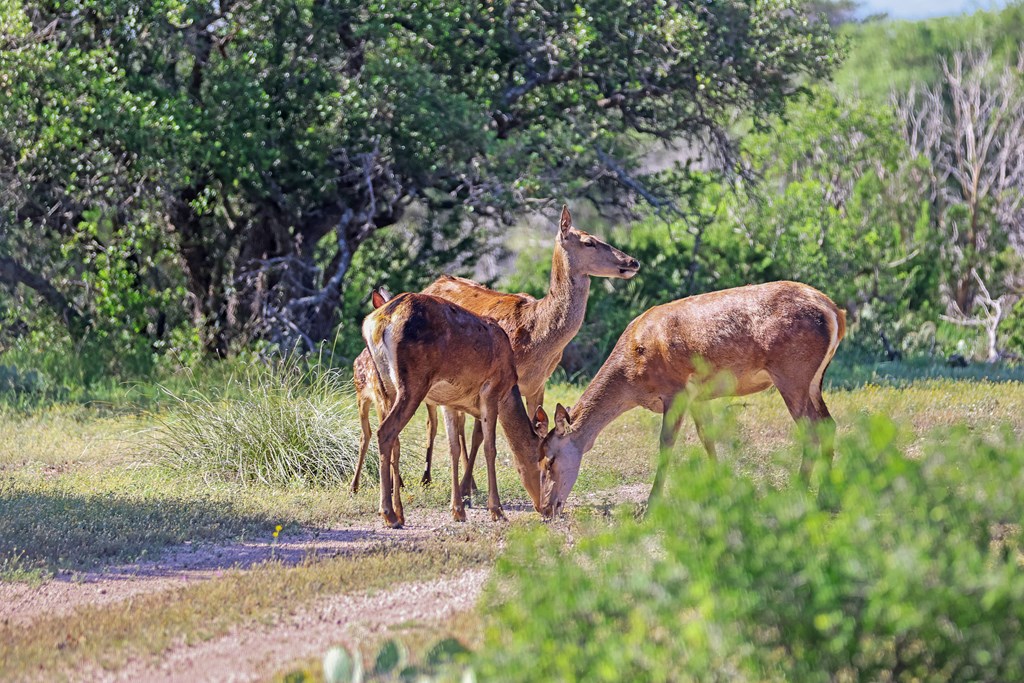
[0,511,448,629]
[90,568,490,683]
[1,485,648,631]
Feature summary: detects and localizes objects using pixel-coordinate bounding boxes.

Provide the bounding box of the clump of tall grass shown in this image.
[151,358,374,487]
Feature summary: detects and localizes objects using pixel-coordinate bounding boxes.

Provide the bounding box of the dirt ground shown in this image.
[0,472,649,683]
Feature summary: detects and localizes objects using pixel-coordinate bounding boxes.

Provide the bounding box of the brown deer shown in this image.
[418,205,639,492]
[350,205,639,495]
[534,281,845,517]
[361,289,547,527]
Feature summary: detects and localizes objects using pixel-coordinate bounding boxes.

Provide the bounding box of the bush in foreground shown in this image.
[476,416,1024,681]
[152,359,371,487]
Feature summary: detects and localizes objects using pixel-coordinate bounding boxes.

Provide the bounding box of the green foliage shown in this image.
[312,638,472,683]
[152,357,371,487]
[324,645,364,683]
[835,3,1024,102]
[510,90,945,374]
[476,417,1024,681]
[0,364,50,402]
[2,0,840,356]
[1004,298,1024,358]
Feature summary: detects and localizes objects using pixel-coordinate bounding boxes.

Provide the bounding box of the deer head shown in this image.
[557,206,640,280]
[533,402,583,518]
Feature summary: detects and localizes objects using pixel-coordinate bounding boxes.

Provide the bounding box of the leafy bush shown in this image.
[475,416,1024,681]
[152,358,370,487]
[1003,298,1024,359]
[0,363,51,401]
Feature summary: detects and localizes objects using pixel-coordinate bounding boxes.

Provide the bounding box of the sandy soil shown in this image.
[90,568,490,683]
[1,509,459,629]
[3,484,646,682]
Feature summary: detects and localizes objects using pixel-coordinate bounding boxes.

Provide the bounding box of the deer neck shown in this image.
[534,245,590,348]
[497,386,543,506]
[567,362,637,455]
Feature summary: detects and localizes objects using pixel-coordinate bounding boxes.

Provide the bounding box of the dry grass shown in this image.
[0,539,496,680]
[2,377,1024,680]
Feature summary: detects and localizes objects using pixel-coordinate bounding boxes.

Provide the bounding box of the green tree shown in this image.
[518,90,941,372]
[2,0,840,357]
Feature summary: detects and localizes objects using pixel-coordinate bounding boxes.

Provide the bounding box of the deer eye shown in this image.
[580,238,596,248]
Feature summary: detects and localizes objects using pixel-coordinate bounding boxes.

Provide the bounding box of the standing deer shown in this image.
[350,205,639,496]
[361,289,547,527]
[534,281,845,517]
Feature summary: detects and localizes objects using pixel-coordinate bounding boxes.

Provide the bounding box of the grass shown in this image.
[0,538,498,680]
[4,375,1024,580]
[2,369,1024,680]
[151,361,371,487]
[826,356,1024,390]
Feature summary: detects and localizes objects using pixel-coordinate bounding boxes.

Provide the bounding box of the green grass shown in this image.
[3,369,1024,680]
[4,374,1024,580]
[152,360,371,487]
[826,357,1024,390]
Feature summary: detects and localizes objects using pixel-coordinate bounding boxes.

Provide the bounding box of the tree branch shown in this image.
[0,255,89,333]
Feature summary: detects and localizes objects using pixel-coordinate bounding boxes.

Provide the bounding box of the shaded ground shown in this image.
[1,507,491,630]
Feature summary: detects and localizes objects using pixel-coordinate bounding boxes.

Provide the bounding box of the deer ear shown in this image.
[533,405,549,437]
[559,205,572,236]
[554,403,571,435]
[370,287,391,309]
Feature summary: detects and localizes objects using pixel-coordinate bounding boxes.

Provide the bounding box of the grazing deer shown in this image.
[361,289,546,527]
[350,205,639,495]
[534,281,845,517]
[418,205,639,493]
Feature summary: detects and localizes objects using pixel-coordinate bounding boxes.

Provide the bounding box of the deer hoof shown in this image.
[381,510,402,529]
[421,471,432,487]
[452,507,467,523]
[489,507,507,522]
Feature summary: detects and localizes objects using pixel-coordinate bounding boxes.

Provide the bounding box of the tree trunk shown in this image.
[0,255,89,335]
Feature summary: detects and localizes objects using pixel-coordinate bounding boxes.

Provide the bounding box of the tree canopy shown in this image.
[1,0,839,362]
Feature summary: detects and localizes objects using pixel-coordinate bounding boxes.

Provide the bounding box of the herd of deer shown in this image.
[351,206,845,528]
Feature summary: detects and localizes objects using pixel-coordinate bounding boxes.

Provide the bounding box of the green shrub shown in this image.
[0,363,51,400]
[152,358,371,487]
[475,416,1024,681]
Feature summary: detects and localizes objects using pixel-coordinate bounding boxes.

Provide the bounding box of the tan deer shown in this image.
[350,205,639,496]
[361,289,547,527]
[534,281,846,517]
[418,205,639,493]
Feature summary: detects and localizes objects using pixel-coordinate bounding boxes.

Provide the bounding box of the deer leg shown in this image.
[376,389,423,529]
[769,369,824,485]
[805,368,837,507]
[479,394,506,522]
[421,403,438,487]
[648,393,686,508]
[691,401,717,461]
[351,391,373,494]
[460,419,483,499]
[391,438,405,525]
[442,407,467,522]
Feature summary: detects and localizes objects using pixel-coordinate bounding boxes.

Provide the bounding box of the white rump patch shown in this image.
[809,308,840,412]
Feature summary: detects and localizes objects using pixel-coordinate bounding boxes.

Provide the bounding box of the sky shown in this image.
[857,0,1010,20]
